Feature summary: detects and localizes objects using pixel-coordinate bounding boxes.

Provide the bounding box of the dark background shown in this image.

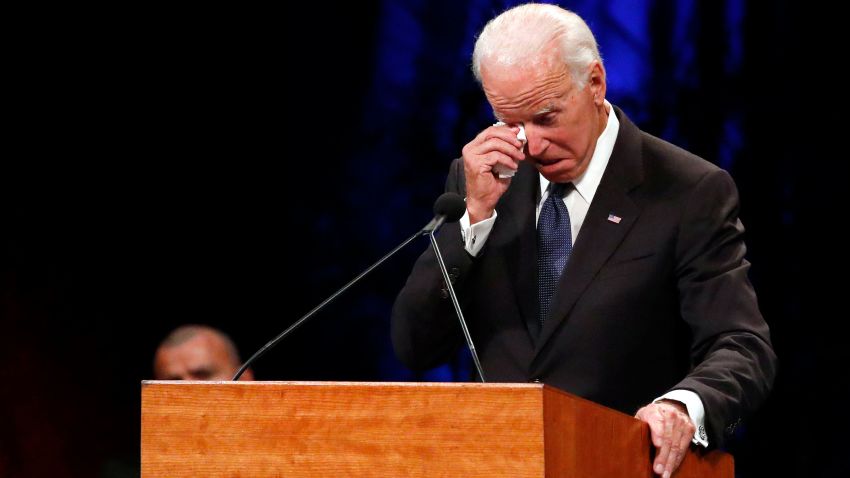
[2,1,845,477]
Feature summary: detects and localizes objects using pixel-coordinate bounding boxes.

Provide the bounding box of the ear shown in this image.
[587,61,606,106]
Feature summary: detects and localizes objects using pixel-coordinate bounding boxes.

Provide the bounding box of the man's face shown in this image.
[481,55,606,183]
[153,332,237,380]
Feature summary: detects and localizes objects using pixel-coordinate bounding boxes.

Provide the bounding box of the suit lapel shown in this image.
[497,161,540,345]
[533,107,646,357]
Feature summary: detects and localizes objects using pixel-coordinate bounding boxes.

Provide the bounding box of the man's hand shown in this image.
[635,400,695,478]
[462,124,525,224]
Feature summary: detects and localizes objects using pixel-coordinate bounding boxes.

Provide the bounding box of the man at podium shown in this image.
[391,4,776,478]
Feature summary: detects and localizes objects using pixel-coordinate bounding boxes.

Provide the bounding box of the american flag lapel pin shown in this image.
[607,213,622,224]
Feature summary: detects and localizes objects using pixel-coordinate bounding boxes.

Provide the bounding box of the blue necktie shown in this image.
[537,183,572,325]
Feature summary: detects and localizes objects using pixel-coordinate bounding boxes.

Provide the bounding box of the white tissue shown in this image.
[492,121,525,178]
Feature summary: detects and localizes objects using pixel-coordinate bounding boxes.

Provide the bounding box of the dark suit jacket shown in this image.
[391,107,776,448]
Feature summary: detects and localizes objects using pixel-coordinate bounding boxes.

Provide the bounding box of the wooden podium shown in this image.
[141,381,732,477]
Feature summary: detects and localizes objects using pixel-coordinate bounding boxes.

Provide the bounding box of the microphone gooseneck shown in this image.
[232,192,469,381]
[428,229,486,382]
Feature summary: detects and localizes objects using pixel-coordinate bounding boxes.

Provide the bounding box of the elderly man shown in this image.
[153,324,253,381]
[391,4,776,477]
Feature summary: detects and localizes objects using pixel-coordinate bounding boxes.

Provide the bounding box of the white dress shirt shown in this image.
[458,101,708,446]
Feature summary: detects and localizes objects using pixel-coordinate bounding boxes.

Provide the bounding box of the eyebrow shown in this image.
[493,103,558,122]
[533,104,557,116]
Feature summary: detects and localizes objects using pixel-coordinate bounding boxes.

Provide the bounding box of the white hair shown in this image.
[472,3,602,88]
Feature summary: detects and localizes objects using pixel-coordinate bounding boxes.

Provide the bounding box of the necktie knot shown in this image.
[549,182,569,199]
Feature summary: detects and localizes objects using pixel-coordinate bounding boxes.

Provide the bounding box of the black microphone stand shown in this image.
[232,228,422,381]
[232,194,486,382]
[428,230,486,382]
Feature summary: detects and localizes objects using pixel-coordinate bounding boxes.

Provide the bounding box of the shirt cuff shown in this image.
[459,209,497,257]
[655,390,709,447]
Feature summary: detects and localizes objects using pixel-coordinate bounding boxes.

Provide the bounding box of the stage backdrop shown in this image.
[1,1,843,477]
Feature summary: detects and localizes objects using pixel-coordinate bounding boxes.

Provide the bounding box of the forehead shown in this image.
[481,60,573,120]
[157,334,227,370]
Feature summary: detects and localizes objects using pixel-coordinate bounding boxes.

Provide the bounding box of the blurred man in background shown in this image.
[153,324,253,381]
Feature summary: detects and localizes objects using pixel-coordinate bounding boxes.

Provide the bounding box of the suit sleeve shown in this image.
[671,169,777,447]
[391,158,474,371]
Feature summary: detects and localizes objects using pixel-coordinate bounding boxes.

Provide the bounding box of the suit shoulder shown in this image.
[639,131,728,188]
[444,157,466,195]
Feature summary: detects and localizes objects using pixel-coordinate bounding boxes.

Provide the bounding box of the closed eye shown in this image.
[532,113,557,126]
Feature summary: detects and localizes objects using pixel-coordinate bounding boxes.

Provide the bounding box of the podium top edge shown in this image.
[141,380,545,389]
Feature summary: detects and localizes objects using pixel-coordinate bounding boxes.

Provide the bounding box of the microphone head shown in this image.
[433,192,466,223]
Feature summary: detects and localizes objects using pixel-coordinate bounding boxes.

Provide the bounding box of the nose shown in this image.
[524,125,549,157]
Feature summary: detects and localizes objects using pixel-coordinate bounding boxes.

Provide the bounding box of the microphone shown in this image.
[231,192,468,381]
[422,192,466,233]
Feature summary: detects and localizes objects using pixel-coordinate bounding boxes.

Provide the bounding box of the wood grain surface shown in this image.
[141,381,732,477]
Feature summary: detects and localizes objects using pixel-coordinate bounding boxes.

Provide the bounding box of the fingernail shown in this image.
[663,471,670,478]
[654,464,663,474]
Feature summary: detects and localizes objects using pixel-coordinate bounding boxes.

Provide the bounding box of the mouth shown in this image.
[534,157,562,166]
